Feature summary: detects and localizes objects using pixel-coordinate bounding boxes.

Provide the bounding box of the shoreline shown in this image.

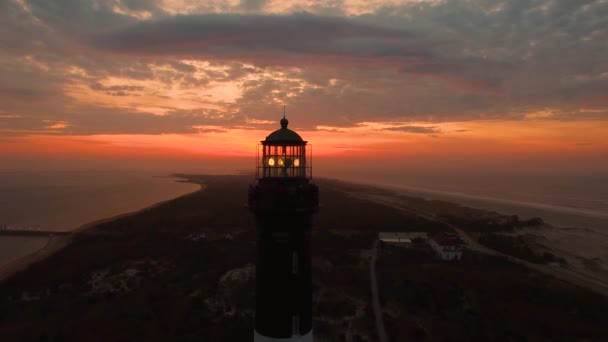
[334,177,608,219]
[0,234,71,283]
[329,177,608,231]
[328,179,608,297]
[2,174,606,297]
[72,179,206,233]
[0,177,205,283]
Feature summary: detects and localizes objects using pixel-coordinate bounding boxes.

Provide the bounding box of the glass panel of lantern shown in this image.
[262,145,306,178]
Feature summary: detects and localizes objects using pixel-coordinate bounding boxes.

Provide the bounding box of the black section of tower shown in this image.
[248,117,319,338]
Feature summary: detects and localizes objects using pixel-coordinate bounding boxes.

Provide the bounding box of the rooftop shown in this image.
[263,116,304,144]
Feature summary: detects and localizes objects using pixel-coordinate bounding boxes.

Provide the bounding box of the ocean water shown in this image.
[0,170,200,231]
[0,170,199,273]
[334,171,608,231]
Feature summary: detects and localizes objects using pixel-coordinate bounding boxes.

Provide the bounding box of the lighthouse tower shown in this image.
[248,115,319,341]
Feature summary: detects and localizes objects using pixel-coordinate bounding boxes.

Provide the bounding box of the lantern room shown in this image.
[256,116,312,180]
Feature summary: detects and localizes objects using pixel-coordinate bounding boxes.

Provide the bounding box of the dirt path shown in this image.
[369,240,389,342]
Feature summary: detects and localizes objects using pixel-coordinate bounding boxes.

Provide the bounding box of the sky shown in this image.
[1,0,607,176]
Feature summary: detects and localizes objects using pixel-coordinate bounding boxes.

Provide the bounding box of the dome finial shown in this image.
[280,105,288,128]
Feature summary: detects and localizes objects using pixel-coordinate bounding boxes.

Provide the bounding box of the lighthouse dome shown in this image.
[264,117,304,143]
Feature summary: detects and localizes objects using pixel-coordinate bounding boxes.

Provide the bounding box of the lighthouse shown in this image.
[248,115,319,341]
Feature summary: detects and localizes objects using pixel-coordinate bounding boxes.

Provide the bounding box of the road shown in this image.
[369,240,389,342]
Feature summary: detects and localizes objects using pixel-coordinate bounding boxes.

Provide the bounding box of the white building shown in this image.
[429,233,464,261]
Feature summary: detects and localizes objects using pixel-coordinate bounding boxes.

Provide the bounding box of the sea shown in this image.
[0,170,200,231]
[0,170,199,270]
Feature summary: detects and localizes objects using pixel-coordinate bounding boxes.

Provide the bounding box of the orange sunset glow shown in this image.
[3,119,607,159]
[1,0,607,175]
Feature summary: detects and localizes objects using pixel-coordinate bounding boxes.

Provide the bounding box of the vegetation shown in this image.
[479,233,566,264]
[0,176,603,342]
[377,245,607,341]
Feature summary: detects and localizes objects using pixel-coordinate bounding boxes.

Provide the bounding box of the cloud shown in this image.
[382,125,438,134]
[0,113,21,119]
[45,121,70,129]
[191,125,228,133]
[0,86,54,98]
[89,82,145,96]
[0,0,604,138]
[56,106,236,135]
[87,13,430,67]
[27,1,500,91]
[238,0,269,12]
